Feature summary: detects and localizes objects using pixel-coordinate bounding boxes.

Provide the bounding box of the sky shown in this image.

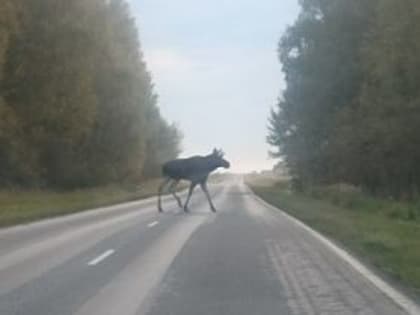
[129,0,300,172]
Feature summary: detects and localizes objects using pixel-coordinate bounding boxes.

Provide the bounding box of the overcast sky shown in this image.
[129,0,300,172]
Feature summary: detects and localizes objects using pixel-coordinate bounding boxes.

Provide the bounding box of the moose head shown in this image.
[209,148,230,170]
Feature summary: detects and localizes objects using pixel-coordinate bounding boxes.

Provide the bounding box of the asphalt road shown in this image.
[0,178,417,315]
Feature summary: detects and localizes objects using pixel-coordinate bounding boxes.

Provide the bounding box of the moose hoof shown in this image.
[211,208,217,213]
[183,207,190,213]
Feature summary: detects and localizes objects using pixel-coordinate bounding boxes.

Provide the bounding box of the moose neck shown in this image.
[203,155,220,173]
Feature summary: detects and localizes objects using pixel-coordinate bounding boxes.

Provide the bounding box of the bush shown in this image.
[307,184,419,221]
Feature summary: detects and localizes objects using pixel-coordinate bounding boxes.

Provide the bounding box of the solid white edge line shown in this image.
[247,185,420,315]
[147,221,159,228]
[88,249,115,266]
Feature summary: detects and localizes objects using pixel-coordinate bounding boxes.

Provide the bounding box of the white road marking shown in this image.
[88,249,115,266]
[147,221,159,228]
[75,215,207,315]
[248,186,420,315]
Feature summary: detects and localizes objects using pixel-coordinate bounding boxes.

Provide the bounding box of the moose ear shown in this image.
[212,148,218,155]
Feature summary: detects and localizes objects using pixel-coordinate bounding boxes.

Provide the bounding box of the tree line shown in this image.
[0,0,181,188]
[269,0,420,198]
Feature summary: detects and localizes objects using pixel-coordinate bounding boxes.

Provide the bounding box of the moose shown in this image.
[158,148,230,213]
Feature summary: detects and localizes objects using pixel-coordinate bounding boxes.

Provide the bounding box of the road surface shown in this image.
[0,178,417,315]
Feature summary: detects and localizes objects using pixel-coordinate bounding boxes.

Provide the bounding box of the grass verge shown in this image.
[0,179,173,228]
[247,176,420,298]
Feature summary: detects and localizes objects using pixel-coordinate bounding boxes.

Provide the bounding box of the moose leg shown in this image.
[183,182,197,213]
[200,181,216,212]
[168,180,182,208]
[158,177,171,212]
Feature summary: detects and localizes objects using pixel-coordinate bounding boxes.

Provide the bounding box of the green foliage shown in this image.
[343,0,420,196]
[269,0,420,198]
[0,0,17,80]
[0,0,181,188]
[142,97,182,178]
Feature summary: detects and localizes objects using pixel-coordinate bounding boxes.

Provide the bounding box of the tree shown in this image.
[0,0,182,188]
[84,0,157,185]
[0,1,26,185]
[269,0,376,187]
[269,0,420,198]
[3,0,98,186]
[142,107,183,179]
[345,0,420,197]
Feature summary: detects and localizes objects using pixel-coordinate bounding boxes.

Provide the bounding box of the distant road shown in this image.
[0,178,416,315]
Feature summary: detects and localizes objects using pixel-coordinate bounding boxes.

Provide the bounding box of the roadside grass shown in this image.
[247,177,420,297]
[0,179,186,228]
